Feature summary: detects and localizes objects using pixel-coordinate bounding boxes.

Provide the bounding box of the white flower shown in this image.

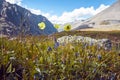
[35,68,41,73]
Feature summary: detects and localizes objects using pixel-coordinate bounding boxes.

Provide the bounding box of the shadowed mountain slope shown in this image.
[0,0,57,36]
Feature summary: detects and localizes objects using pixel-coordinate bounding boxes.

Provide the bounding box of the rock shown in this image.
[57,35,112,50]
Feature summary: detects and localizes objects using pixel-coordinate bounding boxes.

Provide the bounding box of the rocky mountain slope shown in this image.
[74,0,120,31]
[0,0,57,36]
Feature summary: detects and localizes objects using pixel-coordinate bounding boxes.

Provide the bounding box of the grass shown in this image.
[0,31,120,80]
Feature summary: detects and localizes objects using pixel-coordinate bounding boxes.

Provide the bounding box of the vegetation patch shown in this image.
[0,31,120,79]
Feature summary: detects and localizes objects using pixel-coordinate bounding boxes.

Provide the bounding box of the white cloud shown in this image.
[23,7,51,18]
[27,8,42,15]
[5,0,109,24]
[45,4,109,24]
[28,4,109,24]
[5,0,22,5]
[94,4,109,15]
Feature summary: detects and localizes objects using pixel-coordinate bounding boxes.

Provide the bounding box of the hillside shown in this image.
[73,0,120,31]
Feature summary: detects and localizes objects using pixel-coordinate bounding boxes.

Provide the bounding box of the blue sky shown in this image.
[22,0,116,16]
[6,0,117,24]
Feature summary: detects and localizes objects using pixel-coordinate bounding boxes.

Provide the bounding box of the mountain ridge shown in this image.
[0,0,57,36]
[73,0,120,31]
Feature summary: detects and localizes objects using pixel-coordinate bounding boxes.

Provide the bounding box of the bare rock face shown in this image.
[88,0,120,26]
[57,35,112,50]
[73,0,120,30]
[0,0,57,36]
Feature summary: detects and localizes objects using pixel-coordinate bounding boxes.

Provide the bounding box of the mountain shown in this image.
[70,20,91,30]
[0,0,57,36]
[73,0,120,31]
[58,20,86,32]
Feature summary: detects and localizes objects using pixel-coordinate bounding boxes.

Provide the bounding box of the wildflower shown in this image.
[35,68,41,73]
[38,22,46,30]
[97,54,102,60]
[54,24,60,29]
[64,24,71,31]
[54,41,59,49]
[47,46,52,52]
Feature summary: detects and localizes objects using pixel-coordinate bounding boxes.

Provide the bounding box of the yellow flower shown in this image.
[54,24,60,29]
[64,24,71,31]
[38,22,46,30]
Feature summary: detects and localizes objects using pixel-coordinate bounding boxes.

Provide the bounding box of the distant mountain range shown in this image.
[0,0,57,36]
[73,0,120,31]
